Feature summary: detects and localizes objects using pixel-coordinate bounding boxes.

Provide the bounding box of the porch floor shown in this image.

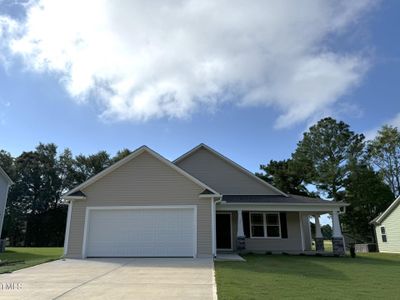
[215,253,246,261]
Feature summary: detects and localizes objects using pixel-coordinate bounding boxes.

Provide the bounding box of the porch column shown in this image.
[331,211,345,256]
[300,213,312,251]
[236,209,246,251]
[314,215,324,252]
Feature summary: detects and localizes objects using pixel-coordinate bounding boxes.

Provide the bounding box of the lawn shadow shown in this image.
[339,253,400,266]
[217,254,348,281]
[0,250,60,260]
[216,253,400,282]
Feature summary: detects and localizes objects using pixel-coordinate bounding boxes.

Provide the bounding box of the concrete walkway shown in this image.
[0,258,216,300]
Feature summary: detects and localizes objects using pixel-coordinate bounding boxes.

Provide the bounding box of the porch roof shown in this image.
[222,194,337,204]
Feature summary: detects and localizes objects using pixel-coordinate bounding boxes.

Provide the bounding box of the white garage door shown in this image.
[85,207,196,257]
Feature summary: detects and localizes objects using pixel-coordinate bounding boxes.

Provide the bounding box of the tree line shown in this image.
[1,117,399,246]
[257,117,400,242]
[0,145,131,246]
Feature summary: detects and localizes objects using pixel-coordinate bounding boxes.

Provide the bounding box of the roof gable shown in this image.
[372,196,400,225]
[174,144,286,196]
[0,167,13,185]
[64,146,220,199]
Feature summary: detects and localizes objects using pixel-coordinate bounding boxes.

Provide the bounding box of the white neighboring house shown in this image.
[0,166,13,251]
[371,196,400,254]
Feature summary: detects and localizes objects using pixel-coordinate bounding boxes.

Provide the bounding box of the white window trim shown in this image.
[249,212,281,239]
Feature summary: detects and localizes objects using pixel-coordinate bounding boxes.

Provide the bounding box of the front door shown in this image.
[216,213,232,250]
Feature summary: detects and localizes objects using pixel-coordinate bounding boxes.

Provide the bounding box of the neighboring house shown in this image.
[63,144,348,259]
[371,197,400,254]
[0,167,13,251]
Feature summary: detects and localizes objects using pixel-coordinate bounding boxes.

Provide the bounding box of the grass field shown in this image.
[215,253,400,299]
[0,247,63,273]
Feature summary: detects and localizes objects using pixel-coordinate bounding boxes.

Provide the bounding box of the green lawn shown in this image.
[0,247,63,273]
[215,253,400,299]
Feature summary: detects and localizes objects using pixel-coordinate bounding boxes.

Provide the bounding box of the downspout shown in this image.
[211,197,222,258]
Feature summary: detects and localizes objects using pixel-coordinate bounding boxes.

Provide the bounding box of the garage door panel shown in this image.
[85,207,195,257]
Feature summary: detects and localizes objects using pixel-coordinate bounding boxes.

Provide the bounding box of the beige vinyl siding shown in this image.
[176,148,280,195]
[220,211,302,252]
[65,151,212,258]
[67,200,86,257]
[376,203,400,253]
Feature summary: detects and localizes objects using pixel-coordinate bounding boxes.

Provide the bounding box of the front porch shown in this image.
[213,200,347,257]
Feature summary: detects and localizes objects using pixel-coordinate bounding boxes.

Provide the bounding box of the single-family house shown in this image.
[371,197,400,253]
[0,166,13,251]
[63,144,348,258]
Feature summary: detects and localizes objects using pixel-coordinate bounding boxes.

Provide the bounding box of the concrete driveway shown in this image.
[0,258,216,300]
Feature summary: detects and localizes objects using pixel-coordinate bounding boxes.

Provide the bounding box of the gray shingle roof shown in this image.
[222,194,335,204]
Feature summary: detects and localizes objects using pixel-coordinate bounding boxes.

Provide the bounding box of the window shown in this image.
[381,226,387,243]
[250,212,281,238]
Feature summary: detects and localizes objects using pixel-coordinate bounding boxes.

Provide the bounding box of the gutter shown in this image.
[219,202,349,206]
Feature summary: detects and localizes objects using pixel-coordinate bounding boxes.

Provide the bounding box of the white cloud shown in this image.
[1,0,375,126]
[365,113,400,140]
[0,14,18,67]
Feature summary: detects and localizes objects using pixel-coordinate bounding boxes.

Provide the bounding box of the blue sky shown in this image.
[0,0,399,177]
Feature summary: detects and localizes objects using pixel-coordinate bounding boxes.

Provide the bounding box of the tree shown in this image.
[341,164,393,242]
[112,148,132,164]
[73,151,112,184]
[367,125,400,197]
[291,117,365,201]
[58,148,77,193]
[257,159,310,195]
[3,144,67,246]
[0,150,15,180]
[0,144,133,246]
[321,224,333,240]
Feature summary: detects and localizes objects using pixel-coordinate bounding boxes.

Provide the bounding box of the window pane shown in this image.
[266,214,279,225]
[381,227,386,234]
[382,235,387,242]
[267,226,280,237]
[251,226,265,237]
[251,213,264,225]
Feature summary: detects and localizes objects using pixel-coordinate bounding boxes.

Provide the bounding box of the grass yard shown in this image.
[0,247,63,273]
[215,253,400,299]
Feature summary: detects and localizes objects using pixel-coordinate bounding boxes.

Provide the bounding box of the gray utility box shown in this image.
[355,243,377,253]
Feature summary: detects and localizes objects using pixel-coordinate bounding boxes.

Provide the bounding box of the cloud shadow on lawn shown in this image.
[216,253,400,282]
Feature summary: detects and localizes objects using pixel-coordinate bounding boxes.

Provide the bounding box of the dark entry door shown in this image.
[216,213,232,249]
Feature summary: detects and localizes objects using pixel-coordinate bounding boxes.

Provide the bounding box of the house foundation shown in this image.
[332,237,345,256]
[315,237,325,252]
